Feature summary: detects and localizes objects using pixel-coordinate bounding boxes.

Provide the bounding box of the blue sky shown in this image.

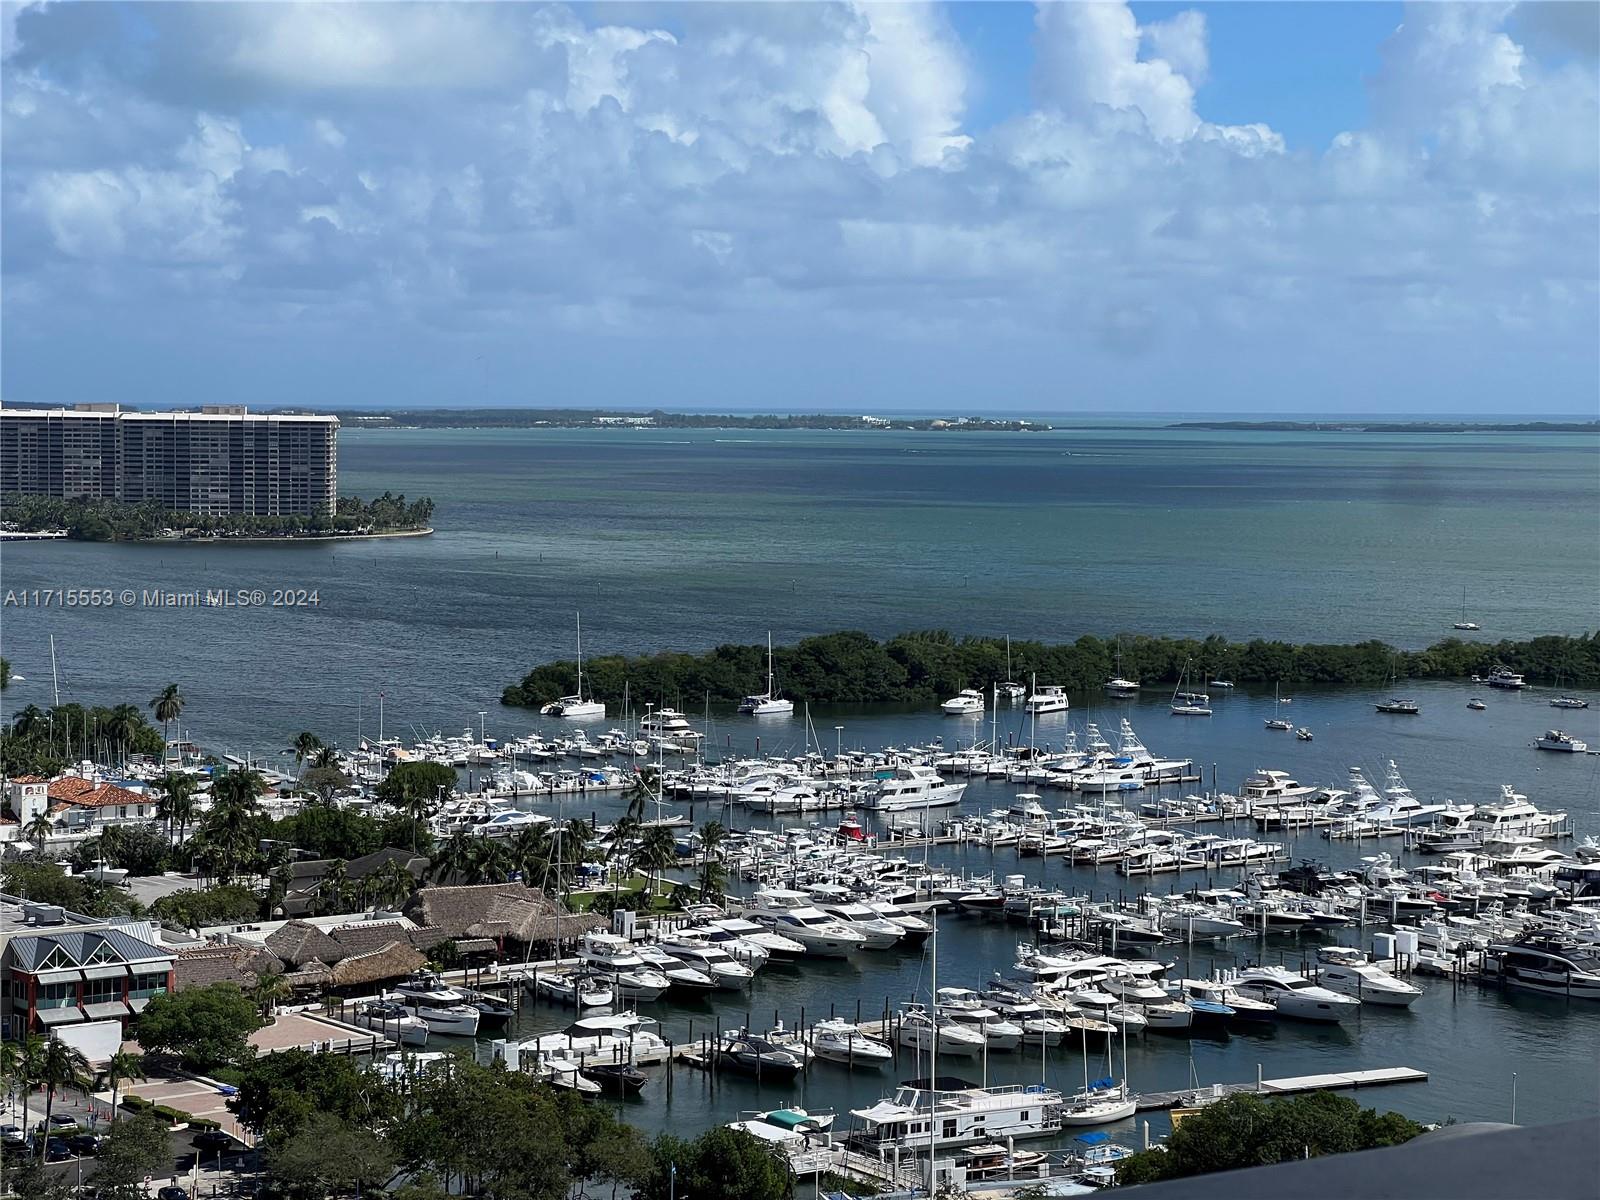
[2,1,1596,414]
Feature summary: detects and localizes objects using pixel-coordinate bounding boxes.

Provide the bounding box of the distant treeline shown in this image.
[1169,420,1599,433]
[333,407,1045,432]
[503,630,1600,708]
[2,493,434,541]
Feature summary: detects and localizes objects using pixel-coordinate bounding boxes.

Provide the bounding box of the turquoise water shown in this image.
[1,425,1595,750]
[2,423,1597,1137]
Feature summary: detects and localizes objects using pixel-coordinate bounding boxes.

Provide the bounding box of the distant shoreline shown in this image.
[139,527,434,545]
[1166,420,1599,433]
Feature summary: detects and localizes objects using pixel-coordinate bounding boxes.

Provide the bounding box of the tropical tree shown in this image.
[621,767,659,824]
[156,771,200,845]
[292,732,324,781]
[311,745,339,770]
[374,761,455,853]
[429,832,476,884]
[6,1035,43,1144]
[35,1037,89,1154]
[104,703,145,766]
[102,1049,146,1117]
[22,811,55,846]
[508,827,553,887]
[150,683,185,750]
[631,826,679,907]
[193,770,267,883]
[314,859,352,915]
[365,859,417,910]
[251,971,293,1018]
[698,819,726,858]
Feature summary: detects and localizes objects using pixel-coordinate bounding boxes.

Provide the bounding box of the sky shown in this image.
[2,1,1597,415]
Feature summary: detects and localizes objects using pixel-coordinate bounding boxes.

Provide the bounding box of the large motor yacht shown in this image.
[859,764,967,812]
[1025,685,1070,715]
[744,889,868,957]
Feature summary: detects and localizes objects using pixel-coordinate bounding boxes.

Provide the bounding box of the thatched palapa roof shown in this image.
[410,884,603,945]
[328,941,426,988]
[265,921,347,966]
[282,959,334,989]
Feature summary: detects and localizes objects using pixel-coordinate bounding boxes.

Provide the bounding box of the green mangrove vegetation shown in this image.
[503,629,1600,709]
[0,491,434,541]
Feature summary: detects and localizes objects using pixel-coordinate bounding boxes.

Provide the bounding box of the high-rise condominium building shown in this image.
[0,404,338,516]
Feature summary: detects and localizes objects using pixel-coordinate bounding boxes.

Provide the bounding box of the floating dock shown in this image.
[1135,1066,1428,1111]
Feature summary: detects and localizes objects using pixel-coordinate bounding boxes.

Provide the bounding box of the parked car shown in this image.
[46,1113,80,1130]
[40,1136,73,1162]
[0,1125,25,1147]
[192,1129,233,1154]
[157,1189,191,1200]
[68,1132,106,1155]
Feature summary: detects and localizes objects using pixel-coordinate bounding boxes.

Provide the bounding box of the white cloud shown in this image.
[0,1,1593,410]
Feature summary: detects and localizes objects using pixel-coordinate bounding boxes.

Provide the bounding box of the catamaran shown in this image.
[540,613,605,719]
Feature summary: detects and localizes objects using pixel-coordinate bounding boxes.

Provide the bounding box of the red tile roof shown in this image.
[66,784,148,809]
[10,775,47,784]
[48,777,95,801]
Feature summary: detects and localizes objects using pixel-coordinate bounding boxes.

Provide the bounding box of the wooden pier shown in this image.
[1135,1066,1428,1111]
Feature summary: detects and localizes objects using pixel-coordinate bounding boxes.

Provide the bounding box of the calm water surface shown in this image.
[2,425,1597,1139]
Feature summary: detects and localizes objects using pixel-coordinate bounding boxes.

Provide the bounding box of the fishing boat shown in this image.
[1535,729,1588,753]
[539,1054,602,1095]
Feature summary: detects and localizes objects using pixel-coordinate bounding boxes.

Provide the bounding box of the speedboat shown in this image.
[539,1054,602,1095]
[718,1034,806,1079]
[1295,727,1313,741]
[809,1019,894,1068]
[936,988,1024,1050]
[580,1062,648,1095]
[1484,930,1600,1000]
[352,1001,430,1047]
[657,937,757,990]
[1314,947,1423,1007]
[941,689,986,716]
[1550,695,1589,709]
[532,971,615,1009]
[398,998,481,1037]
[815,901,905,950]
[1467,698,1487,711]
[897,1006,986,1058]
[634,945,720,992]
[1226,966,1360,1022]
[704,916,809,960]
[745,889,867,957]
[1169,977,1276,1024]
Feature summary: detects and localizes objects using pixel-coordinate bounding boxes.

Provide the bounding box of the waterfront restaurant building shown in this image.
[0,403,338,516]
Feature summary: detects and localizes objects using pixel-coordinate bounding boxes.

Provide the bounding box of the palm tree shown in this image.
[150,683,185,754]
[315,859,351,915]
[195,769,265,883]
[366,859,416,910]
[10,1034,44,1145]
[509,827,552,887]
[696,857,728,902]
[311,745,339,770]
[429,832,476,884]
[251,971,292,1018]
[465,840,511,885]
[22,811,54,846]
[102,1050,145,1118]
[156,772,199,845]
[104,704,144,766]
[36,1037,89,1156]
[292,731,323,781]
[631,826,678,909]
[698,819,726,859]
[621,766,660,824]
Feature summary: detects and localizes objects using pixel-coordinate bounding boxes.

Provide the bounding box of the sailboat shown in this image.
[1264,683,1292,730]
[997,636,1026,702]
[739,632,794,715]
[541,613,605,719]
[1106,640,1140,695]
[1453,586,1480,632]
[1170,660,1212,716]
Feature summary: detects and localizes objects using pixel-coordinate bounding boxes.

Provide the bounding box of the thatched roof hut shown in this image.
[281,959,334,990]
[265,921,347,967]
[409,884,604,947]
[328,941,426,988]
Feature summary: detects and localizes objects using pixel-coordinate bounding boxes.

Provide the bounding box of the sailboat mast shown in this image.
[575,612,585,700]
[928,902,938,1185]
[766,631,775,698]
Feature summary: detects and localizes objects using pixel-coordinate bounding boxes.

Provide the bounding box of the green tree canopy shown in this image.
[638,1127,793,1200]
[134,983,265,1071]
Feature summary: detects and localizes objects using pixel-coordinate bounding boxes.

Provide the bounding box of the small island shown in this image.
[503,629,1600,709]
[1,492,435,543]
[334,407,1050,432]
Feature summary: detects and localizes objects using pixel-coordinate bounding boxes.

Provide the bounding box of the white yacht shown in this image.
[657,936,757,990]
[739,633,794,716]
[1432,786,1569,840]
[941,689,986,715]
[859,764,967,812]
[1485,931,1600,1000]
[1313,947,1423,1007]
[1536,729,1588,753]
[352,1001,430,1047]
[639,708,703,749]
[1482,667,1526,689]
[1240,769,1318,805]
[816,901,906,950]
[744,889,867,957]
[1550,695,1589,710]
[810,1019,894,1067]
[704,916,809,960]
[532,972,614,1009]
[1025,685,1070,715]
[1105,677,1141,695]
[1225,966,1360,1022]
[540,613,605,720]
[633,944,720,992]
[524,1012,671,1061]
[936,988,1025,1050]
[895,1007,986,1058]
[848,1077,1067,1153]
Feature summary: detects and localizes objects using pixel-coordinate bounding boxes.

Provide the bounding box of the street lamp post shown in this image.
[834,726,844,760]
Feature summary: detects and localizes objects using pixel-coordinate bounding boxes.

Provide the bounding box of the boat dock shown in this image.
[1135,1066,1428,1111]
